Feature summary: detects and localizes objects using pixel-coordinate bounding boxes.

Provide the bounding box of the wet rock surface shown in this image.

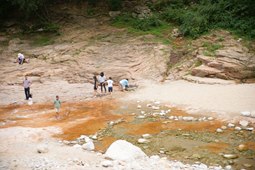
[0,100,255,169]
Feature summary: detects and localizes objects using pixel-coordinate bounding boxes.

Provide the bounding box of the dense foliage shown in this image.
[113,0,255,39]
[157,0,255,38]
[1,0,254,39]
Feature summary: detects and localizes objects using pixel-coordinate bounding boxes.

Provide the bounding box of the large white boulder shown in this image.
[105,140,147,161]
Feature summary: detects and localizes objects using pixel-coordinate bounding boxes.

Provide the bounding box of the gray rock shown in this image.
[250,111,255,117]
[239,120,249,127]
[171,28,181,38]
[138,138,150,144]
[152,106,160,110]
[91,134,97,140]
[109,11,121,18]
[235,126,242,131]
[238,144,247,151]
[224,165,232,170]
[82,141,95,151]
[142,134,152,139]
[240,111,251,116]
[222,154,238,159]
[146,104,152,107]
[73,144,82,148]
[137,115,145,119]
[191,154,201,159]
[216,128,223,133]
[37,144,48,153]
[243,164,252,168]
[137,105,142,109]
[183,116,194,121]
[159,150,165,154]
[245,127,254,131]
[208,117,214,120]
[101,160,113,167]
[169,116,174,120]
[227,123,235,128]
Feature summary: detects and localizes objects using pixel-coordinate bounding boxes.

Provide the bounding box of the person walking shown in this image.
[98,72,106,93]
[23,76,31,100]
[54,95,61,119]
[107,77,114,94]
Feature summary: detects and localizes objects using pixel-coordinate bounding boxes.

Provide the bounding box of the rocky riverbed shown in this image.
[1,99,254,170]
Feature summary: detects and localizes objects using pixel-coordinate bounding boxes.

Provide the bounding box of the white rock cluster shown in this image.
[215,119,254,133]
[62,134,95,151]
[240,111,255,118]
[101,140,225,170]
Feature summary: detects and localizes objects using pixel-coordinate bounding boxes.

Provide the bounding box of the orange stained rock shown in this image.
[244,141,255,151]
[0,100,125,141]
[163,120,224,132]
[120,121,163,135]
[118,119,223,136]
[201,142,229,153]
[95,136,117,152]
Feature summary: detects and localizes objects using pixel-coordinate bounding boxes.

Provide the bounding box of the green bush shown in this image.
[113,13,163,31]
[158,0,255,39]
[133,16,163,31]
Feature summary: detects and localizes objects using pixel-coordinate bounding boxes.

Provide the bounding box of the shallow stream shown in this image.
[0,99,254,169]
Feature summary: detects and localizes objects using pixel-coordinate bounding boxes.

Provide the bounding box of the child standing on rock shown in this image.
[54,95,61,119]
[107,77,114,94]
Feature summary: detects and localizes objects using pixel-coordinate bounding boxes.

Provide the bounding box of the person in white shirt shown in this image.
[107,77,114,94]
[18,53,25,64]
[98,72,106,93]
[23,76,32,100]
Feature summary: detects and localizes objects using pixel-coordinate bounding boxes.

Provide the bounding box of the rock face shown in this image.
[104,140,147,161]
[191,31,255,81]
[132,6,152,19]
[0,18,169,87]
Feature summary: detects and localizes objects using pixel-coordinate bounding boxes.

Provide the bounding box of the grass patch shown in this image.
[111,13,173,44]
[202,42,223,56]
[31,34,55,46]
[194,60,203,67]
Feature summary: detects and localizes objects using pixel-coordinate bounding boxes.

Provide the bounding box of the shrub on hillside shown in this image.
[113,13,163,31]
[158,0,255,39]
[133,15,162,31]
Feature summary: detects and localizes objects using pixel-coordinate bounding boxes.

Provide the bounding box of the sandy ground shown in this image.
[0,127,110,170]
[0,81,93,105]
[125,80,255,119]
[1,80,255,169]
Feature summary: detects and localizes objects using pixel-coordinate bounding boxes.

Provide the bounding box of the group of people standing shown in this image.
[21,58,129,119]
[94,72,113,94]
[93,72,129,96]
